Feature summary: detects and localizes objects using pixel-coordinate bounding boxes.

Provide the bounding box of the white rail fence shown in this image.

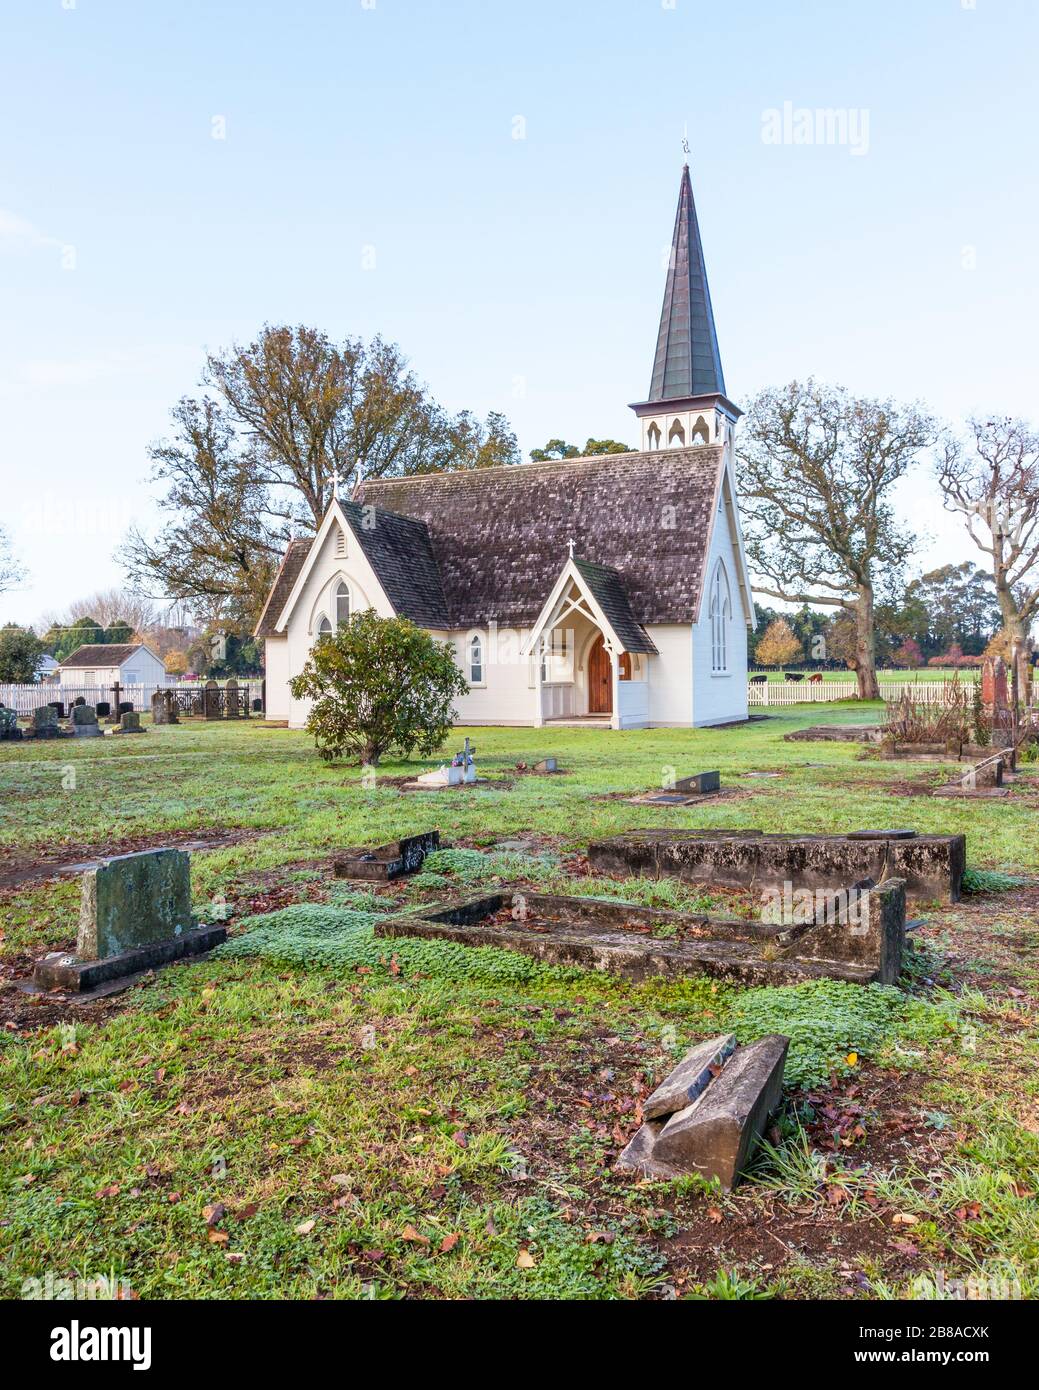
[0,681,264,716]
[748,678,1039,707]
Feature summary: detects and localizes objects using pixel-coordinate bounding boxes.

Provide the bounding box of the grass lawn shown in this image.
[1,704,1037,1301]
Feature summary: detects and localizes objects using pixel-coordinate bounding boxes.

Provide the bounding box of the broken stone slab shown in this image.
[616,1035,789,1189]
[334,830,440,881]
[775,877,906,986]
[672,770,720,794]
[587,830,965,904]
[34,925,227,993]
[533,757,559,773]
[643,1033,737,1120]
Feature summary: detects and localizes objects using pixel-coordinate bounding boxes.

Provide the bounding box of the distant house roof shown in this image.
[36,654,59,673]
[59,642,155,669]
[355,448,725,628]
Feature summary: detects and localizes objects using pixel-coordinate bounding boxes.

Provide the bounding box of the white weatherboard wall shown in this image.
[274,523,395,727]
[690,496,749,727]
[646,625,694,726]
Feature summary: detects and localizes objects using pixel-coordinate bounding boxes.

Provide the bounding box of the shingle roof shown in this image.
[60,643,153,668]
[339,500,450,628]
[573,557,658,654]
[649,164,725,401]
[356,447,724,628]
[255,504,450,638]
[254,539,312,639]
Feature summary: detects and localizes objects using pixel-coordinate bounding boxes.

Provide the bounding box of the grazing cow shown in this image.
[749,674,768,685]
[808,672,824,684]
[784,672,805,683]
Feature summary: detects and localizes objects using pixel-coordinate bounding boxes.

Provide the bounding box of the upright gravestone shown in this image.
[203,679,221,720]
[33,848,227,992]
[70,704,103,738]
[151,690,169,725]
[225,677,239,718]
[0,708,21,741]
[33,705,61,739]
[115,710,145,734]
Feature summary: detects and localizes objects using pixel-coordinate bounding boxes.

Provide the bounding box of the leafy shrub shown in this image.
[726,979,960,1088]
[288,612,468,764]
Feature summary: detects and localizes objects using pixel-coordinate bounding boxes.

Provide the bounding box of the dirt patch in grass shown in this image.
[0,827,272,891]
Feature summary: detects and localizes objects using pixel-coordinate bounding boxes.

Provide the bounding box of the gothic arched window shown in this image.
[469,634,483,685]
[317,614,332,636]
[647,421,661,451]
[668,418,686,446]
[335,581,350,630]
[709,563,731,673]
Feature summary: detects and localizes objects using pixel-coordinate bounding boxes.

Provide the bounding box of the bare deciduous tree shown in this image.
[937,415,1039,692]
[124,326,519,627]
[0,526,23,594]
[738,380,934,699]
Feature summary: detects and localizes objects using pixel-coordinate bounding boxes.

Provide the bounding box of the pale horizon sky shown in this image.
[2,0,1037,627]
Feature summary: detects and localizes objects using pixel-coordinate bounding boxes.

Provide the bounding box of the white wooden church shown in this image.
[256,164,753,730]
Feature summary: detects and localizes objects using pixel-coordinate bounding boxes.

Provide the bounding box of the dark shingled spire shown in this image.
[648,164,725,401]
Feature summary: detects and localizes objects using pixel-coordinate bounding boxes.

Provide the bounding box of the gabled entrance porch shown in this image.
[524,553,657,730]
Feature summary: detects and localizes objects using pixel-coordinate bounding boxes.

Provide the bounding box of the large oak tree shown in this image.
[125,325,519,628]
[936,415,1039,692]
[738,380,934,698]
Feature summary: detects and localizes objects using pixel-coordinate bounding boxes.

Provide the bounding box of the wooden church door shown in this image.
[588,635,612,714]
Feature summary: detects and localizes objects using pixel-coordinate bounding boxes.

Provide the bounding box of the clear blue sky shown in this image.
[2,0,1036,623]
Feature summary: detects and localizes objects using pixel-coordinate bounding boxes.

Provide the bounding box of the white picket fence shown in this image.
[0,681,264,716]
[748,678,1039,706]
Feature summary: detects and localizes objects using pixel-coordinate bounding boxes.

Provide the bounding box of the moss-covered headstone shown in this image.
[77,849,197,960]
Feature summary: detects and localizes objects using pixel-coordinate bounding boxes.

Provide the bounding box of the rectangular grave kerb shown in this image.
[375,887,901,986]
[587,830,964,904]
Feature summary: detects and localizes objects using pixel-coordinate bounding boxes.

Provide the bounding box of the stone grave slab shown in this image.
[33,848,225,993]
[588,829,965,904]
[376,880,907,986]
[673,770,720,794]
[616,1035,788,1189]
[334,830,440,881]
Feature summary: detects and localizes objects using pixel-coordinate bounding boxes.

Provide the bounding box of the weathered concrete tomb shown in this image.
[333,830,440,881]
[587,828,965,904]
[616,1033,788,1189]
[34,848,225,993]
[375,878,907,985]
[785,725,881,744]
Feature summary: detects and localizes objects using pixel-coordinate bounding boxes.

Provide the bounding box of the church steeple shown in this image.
[649,163,725,400]
[630,162,740,453]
